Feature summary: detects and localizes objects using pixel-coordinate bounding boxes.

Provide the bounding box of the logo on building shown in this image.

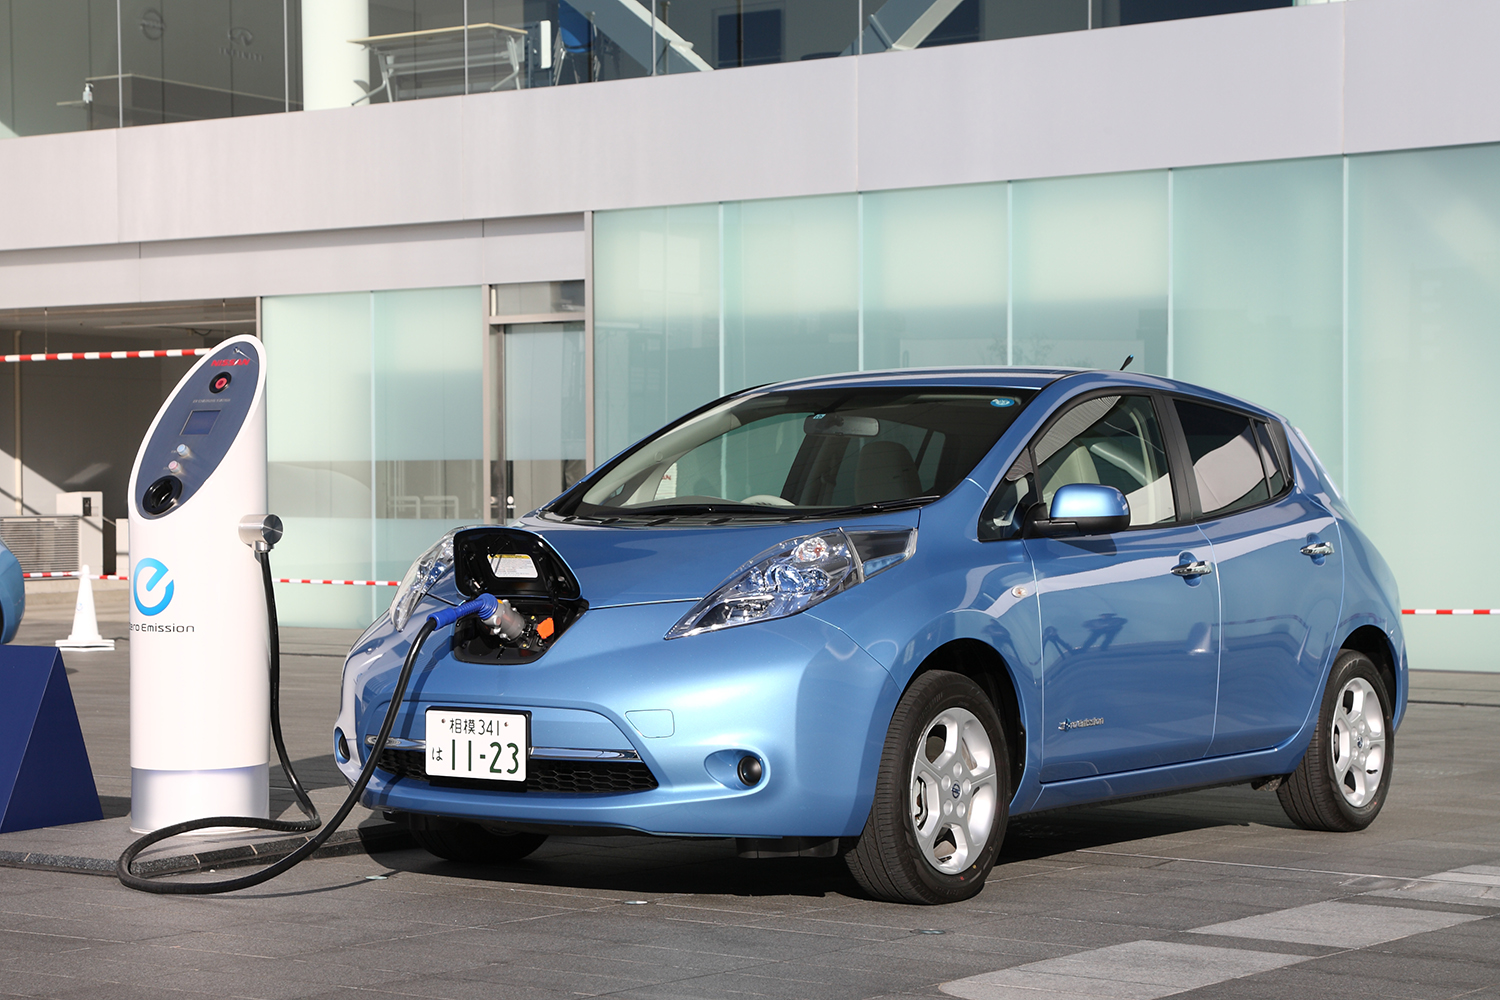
[221,26,263,62]
[133,557,175,616]
[139,9,164,42]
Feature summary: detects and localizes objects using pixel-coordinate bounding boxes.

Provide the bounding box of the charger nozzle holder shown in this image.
[238,514,284,553]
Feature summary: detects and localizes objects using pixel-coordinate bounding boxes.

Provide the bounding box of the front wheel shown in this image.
[845,670,1009,904]
[1278,649,1394,832]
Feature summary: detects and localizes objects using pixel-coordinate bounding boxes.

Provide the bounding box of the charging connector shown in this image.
[483,598,527,642]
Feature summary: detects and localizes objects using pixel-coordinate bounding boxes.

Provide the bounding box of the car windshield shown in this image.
[557,386,1036,521]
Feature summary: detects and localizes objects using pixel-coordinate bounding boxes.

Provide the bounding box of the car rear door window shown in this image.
[1173,399,1271,518]
[1033,395,1176,526]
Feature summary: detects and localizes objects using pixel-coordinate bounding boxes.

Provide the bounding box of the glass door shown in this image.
[491,322,587,521]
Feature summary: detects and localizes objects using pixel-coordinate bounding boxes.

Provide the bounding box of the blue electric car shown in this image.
[0,539,25,643]
[334,368,1405,904]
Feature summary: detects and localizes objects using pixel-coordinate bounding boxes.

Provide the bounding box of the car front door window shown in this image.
[1034,394,1176,526]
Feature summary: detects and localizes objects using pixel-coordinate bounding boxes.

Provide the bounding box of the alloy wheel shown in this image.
[1330,676,1386,809]
[908,706,1000,874]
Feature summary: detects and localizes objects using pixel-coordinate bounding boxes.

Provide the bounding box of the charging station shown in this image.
[115,333,501,890]
[127,335,270,833]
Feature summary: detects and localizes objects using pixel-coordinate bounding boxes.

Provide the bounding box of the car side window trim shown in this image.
[1153,391,1199,524]
[1256,418,1295,500]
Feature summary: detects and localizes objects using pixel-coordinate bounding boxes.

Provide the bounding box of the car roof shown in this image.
[753,367,1078,392]
[743,366,1287,424]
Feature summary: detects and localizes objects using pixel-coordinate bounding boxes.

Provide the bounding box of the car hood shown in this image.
[512,513,920,609]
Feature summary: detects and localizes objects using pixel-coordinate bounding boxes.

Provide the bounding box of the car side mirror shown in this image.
[1025,483,1131,537]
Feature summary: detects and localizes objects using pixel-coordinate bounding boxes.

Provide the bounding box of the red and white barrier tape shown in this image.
[23,571,399,586]
[277,578,400,587]
[1,348,211,364]
[1402,609,1500,615]
[19,572,1495,605]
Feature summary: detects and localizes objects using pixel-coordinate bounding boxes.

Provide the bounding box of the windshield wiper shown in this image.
[555,495,942,525]
[598,502,783,519]
[786,495,943,521]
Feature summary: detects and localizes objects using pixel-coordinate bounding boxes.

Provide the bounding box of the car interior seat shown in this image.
[1040,444,1101,503]
[855,441,921,503]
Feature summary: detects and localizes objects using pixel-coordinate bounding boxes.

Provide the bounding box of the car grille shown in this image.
[375,748,659,794]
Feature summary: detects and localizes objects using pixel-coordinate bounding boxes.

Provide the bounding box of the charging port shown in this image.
[448,527,587,665]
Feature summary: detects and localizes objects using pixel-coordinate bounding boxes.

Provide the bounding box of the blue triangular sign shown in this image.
[0,646,103,833]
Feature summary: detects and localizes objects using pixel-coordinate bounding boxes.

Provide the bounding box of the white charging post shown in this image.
[127,335,271,833]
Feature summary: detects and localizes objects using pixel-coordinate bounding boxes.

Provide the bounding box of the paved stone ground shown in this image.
[2,587,1497,999]
[0,588,393,873]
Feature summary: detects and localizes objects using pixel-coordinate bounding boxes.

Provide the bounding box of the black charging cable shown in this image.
[116,550,442,894]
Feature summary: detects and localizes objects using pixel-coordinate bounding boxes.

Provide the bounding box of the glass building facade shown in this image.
[585,144,1500,672]
[259,138,1499,676]
[592,162,1337,471]
[1,0,1324,139]
[263,286,485,626]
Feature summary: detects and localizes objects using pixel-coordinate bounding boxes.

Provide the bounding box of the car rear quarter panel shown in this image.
[1281,421,1407,727]
[1332,516,1409,728]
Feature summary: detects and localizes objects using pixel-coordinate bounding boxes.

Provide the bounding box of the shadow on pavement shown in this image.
[1001,784,1297,861]
[375,836,861,899]
[365,783,1296,899]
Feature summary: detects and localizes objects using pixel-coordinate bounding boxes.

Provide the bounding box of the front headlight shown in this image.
[390,529,458,631]
[666,527,915,639]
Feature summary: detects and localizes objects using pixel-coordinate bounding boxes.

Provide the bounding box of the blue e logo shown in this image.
[133,557,175,616]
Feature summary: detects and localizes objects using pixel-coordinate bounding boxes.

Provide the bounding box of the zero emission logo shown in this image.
[133,557,175,616]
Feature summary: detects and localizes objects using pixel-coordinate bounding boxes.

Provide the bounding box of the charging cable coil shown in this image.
[116,547,493,894]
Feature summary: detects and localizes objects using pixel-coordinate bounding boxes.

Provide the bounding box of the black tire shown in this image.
[411,822,547,864]
[845,670,1010,904]
[1278,649,1394,832]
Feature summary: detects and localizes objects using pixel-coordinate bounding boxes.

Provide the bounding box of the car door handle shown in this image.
[1171,561,1213,577]
[1300,541,1335,558]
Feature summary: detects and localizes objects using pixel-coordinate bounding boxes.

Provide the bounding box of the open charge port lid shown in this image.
[452,527,582,601]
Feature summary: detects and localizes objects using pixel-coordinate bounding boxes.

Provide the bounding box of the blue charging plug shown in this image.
[426,593,499,630]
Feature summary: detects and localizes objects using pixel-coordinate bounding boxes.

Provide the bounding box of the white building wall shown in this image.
[0,0,1496,306]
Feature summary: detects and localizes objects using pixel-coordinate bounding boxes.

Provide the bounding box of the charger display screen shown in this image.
[181,409,221,435]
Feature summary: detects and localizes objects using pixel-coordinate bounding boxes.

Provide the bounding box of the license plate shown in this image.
[425,708,528,784]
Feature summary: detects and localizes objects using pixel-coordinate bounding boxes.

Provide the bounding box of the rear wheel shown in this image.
[1278,649,1393,832]
[411,821,548,864]
[845,670,1009,904]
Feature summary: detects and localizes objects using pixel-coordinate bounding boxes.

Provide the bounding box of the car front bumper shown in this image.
[335,601,900,838]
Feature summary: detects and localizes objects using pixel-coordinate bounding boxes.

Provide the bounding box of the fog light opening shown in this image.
[737,755,764,787]
[335,729,350,763]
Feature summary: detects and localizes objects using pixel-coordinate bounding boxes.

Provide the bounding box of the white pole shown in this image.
[302,0,370,110]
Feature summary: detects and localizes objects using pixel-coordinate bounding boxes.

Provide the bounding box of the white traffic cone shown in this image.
[56,564,115,651]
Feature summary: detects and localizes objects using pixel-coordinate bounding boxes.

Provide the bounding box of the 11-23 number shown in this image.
[490,741,521,775]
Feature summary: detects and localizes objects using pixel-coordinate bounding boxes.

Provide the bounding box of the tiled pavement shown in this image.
[1,588,1496,999]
